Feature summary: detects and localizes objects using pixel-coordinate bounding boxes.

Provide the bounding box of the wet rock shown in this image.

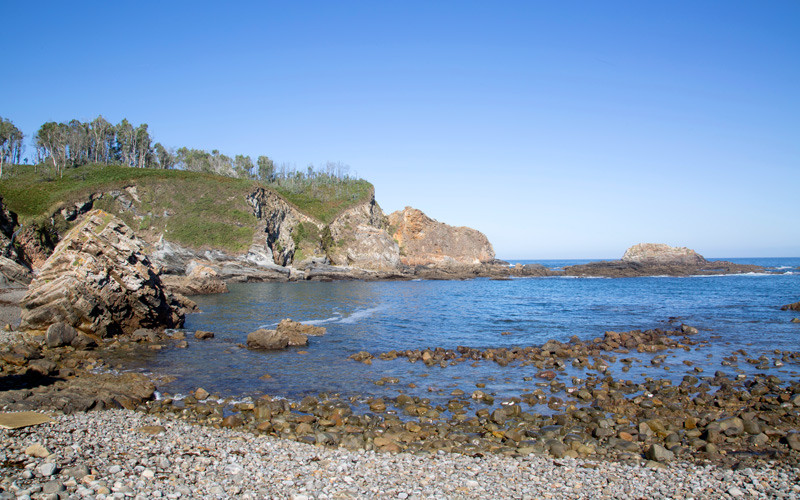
[645,443,675,462]
[247,329,290,350]
[195,330,215,340]
[780,301,800,311]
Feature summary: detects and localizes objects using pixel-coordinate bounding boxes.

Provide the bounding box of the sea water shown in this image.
[121,258,800,407]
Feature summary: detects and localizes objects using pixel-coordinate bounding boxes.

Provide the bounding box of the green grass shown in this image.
[273,180,373,224]
[0,163,374,254]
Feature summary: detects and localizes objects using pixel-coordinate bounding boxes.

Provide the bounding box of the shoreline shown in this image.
[3,409,798,499]
[3,279,800,498]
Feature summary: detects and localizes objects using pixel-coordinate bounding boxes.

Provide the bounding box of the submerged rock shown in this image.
[19,210,184,337]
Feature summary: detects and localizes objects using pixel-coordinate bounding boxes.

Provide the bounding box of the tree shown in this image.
[88,115,113,163]
[0,117,24,179]
[35,122,68,177]
[257,155,274,182]
[234,154,254,179]
[154,143,176,169]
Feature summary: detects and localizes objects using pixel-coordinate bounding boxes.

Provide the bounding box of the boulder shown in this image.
[19,210,184,337]
[246,319,324,350]
[277,318,326,337]
[246,329,290,350]
[45,322,77,348]
[564,243,763,277]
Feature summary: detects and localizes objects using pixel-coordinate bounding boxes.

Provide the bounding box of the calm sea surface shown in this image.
[120,258,800,408]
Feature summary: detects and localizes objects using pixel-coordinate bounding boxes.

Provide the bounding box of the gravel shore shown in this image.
[2,409,799,499]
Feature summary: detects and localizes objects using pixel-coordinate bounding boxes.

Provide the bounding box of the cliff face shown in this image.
[327,195,401,271]
[387,207,495,267]
[247,188,324,266]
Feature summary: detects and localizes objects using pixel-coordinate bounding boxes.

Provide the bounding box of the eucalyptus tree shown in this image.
[88,115,114,163]
[257,155,274,182]
[154,143,176,169]
[0,117,24,178]
[234,154,254,179]
[35,121,67,177]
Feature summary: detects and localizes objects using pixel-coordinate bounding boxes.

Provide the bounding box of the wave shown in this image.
[258,305,386,329]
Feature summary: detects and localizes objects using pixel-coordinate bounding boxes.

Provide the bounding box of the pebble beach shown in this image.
[3,409,800,499]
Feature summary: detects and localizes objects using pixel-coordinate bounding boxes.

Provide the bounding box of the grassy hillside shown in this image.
[0,164,373,253]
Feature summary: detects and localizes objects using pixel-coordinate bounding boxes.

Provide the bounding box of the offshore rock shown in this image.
[277,318,326,337]
[565,243,763,278]
[387,207,494,267]
[781,301,800,312]
[622,243,706,266]
[19,210,184,336]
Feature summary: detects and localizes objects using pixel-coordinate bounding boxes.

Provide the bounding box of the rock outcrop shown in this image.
[622,243,706,266]
[19,210,184,336]
[161,261,229,295]
[565,243,763,277]
[0,256,31,287]
[247,188,322,266]
[387,207,495,267]
[328,195,401,271]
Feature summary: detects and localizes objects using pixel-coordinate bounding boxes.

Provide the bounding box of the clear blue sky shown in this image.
[2,1,798,258]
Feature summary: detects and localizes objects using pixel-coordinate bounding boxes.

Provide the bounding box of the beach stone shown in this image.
[785,432,800,450]
[63,464,90,479]
[24,443,51,458]
[194,330,215,340]
[45,322,78,347]
[42,480,65,495]
[37,462,57,476]
[645,444,674,462]
[195,388,210,400]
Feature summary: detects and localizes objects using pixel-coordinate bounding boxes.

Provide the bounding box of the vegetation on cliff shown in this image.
[0,163,373,254]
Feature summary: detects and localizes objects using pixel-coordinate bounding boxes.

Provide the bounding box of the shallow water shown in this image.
[119,258,800,408]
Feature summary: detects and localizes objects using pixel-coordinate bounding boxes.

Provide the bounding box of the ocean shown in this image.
[120,257,800,409]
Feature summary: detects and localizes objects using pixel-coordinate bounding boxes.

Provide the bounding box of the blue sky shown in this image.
[2,1,798,258]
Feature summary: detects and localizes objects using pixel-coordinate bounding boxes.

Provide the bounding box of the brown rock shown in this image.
[194,330,215,340]
[387,207,494,267]
[246,329,289,350]
[19,210,183,337]
[161,263,229,296]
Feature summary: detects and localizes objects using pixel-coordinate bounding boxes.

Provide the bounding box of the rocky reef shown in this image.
[564,243,763,278]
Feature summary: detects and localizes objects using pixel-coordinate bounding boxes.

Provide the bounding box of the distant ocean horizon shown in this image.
[503,257,800,272]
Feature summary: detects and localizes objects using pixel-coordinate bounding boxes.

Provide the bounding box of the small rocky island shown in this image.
[563,243,763,278]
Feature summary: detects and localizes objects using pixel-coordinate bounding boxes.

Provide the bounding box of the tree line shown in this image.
[1,115,358,189]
